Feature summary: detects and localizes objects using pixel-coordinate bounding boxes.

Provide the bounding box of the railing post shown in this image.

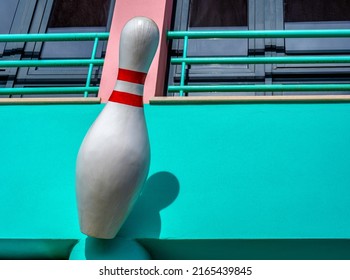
[179,35,188,97]
[84,37,99,97]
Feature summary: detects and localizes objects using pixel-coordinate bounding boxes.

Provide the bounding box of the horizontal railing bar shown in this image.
[168,29,350,39]
[0,59,104,67]
[171,56,350,65]
[168,84,350,92]
[151,95,350,104]
[0,87,99,95]
[0,97,101,105]
[0,32,109,42]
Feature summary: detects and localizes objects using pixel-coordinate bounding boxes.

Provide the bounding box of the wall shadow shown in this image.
[118,171,180,238]
[83,171,180,259]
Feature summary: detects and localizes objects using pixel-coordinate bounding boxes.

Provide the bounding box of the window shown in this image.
[187,0,249,58]
[0,0,115,97]
[169,0,264,97]
[167,0,350,96]
[0,0,37,89]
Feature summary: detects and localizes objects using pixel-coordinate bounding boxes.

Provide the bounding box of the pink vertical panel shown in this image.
[98,0,174,103]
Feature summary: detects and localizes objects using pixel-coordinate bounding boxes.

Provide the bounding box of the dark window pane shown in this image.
[42,27,105,59]
[48,0,111,28]
[189,0,247,27]
[0,0,19,54]
[285,0,350,22]
[0,0,18,34]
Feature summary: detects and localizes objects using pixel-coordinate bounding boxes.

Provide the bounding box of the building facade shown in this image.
[0,0,350,259]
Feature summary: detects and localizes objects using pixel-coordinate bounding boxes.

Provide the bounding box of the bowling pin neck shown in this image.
[108,17,159,108]
[108,68,147,107]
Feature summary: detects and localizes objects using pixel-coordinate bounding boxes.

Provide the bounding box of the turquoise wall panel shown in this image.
[123,104,350,240]
[0,103,349,258]
[0,105,102,239]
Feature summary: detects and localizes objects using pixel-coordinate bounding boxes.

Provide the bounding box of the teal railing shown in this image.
[0,32,109,97]
[167,29,350,96]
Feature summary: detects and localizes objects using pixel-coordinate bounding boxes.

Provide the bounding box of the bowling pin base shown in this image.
[76,102,150,239]
[69,237,151,260]
[80,225,118,240]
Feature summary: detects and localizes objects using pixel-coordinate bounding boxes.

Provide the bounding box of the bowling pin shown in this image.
[76,17,159,239]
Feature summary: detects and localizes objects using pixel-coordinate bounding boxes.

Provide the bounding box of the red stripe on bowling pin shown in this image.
[109,68,147,107]
[117,68,147,84]
[109,90,144,107]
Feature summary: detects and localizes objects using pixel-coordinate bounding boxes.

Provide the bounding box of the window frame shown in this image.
[0,0,115,98]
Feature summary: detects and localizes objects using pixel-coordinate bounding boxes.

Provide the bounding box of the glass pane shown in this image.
[189,0,247,27]
[285,22,350,53]
[48,0,111,27]
[41,27,105,59]
[0,0,18,33]
[0,0,19,53]
[285,0,350,22]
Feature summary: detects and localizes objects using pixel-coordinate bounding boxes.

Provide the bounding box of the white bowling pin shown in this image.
[76,17,159,239]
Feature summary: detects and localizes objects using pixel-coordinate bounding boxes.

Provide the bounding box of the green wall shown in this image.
[0,103,350,259]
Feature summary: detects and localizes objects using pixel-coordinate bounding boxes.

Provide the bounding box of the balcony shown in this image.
[0,32,109,104]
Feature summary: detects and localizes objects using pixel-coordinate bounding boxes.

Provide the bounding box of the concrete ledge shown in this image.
[0,239,78,260]
[69,237,151,260]
[139,239,350,260]
[150,95,350,105]
[0,97,101,105]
